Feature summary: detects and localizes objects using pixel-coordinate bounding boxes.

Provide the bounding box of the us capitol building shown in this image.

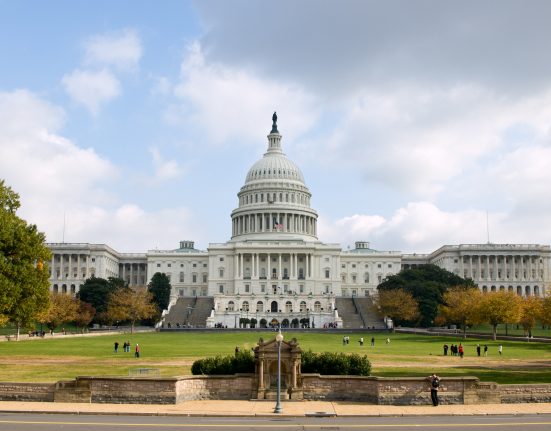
[46,114,550,328]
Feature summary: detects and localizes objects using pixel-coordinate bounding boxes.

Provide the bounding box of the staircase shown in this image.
[163,297,214,328]
[187,297,214,327]
[353,297,386,329]
[335,298,363,329]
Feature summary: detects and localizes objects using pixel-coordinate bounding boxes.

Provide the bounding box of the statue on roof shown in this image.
[271,111,278,133]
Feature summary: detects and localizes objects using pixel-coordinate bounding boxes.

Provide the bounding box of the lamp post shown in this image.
[274,329,284,414]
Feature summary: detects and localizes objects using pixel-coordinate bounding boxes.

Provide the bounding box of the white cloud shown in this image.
[171,41,320,145]
[149,147,182,183]
[84,29,142,71]
[62,69,121,115]
[0,89,202,252]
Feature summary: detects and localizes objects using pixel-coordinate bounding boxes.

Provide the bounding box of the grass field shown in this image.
[1,330,550,384]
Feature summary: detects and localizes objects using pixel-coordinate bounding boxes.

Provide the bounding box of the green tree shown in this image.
[479,291,522,340]
[438,287,483,338]
[0,180,51,340]
[147,272,172,312]
[77,276,126,321]
[377,264,475,327]
[105,287,157,333]
[375,288,419,330]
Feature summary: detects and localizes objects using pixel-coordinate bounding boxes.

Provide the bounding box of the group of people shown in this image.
[444,343,502,357]
[114,341,140,357]
[322,322,339,328]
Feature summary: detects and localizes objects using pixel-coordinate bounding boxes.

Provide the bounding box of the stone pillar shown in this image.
[278,254,282,280]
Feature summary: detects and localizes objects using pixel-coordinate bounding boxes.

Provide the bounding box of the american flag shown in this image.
[273,218,283,230]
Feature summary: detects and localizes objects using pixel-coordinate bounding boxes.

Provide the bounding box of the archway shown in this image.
[271,301,278,312]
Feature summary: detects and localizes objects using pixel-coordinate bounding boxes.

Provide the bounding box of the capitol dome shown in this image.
[230,113,318,242]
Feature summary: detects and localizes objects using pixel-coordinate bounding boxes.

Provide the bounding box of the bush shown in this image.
[191,349,255,375]
[301,350,371,376]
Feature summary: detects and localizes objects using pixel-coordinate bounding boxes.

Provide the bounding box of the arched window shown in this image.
[256,301,264,312]
[285,301,292,313]
[228,301,235,311]
[300,301,307,312]
[271,301,278,312]
[242,301,249,312]
[314,301,321,312]
[364,273,370,283]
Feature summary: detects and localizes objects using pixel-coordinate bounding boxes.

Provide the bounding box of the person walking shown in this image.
[458,343,464,358]
[359,337,364,346]
[484,344,488,356]
[371,337,375,346]
[428,373,440,406]
[135,343,140,358]
[476,344,481,357]
[114,341,119,353]
[498,344,503,356]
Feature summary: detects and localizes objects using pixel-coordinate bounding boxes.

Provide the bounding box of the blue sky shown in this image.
[2,1,551,253]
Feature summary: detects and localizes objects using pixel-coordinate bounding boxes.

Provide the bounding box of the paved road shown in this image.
[1,413,551,430]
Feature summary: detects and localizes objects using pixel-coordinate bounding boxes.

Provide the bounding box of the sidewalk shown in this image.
[1,400,551,417]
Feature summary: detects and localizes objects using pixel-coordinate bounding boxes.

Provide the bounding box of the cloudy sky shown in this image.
[2,0,551,253]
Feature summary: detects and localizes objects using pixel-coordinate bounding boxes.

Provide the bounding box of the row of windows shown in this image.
[241,191,309,206]
[341,263,393,269]
[155,262,207,268]
[226,300,324,313]
[163,272,207,283]
[341,273,383,284]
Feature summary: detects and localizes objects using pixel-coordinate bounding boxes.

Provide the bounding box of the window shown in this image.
[378,275,382,283]
[228,301,235,311]
[157,263,161,268]
[202,274,207,283]
[219,285,224,293]
[167,274,171,282]
[219,257,224,261]
[325,269,330,279]
[167,263,171,268]
[192,274,197,283]
[180,264,184,267]
[364,273,369,283]
[179,272,184,282]
[261,284,266,293]
[285,301,292,312]
[256,301,264,312]
[314,301,321,312]
[341,264,346,268]
[299,284,304,293]
[341,275,346,282]
[377,264,382,268]
[352,264,356,268]
[388,264,392,268]
[245,284,250,293]
[219,269,224,277]
[352,275,357,283]
[242,301,249,311]
[193,263,197,268]
[203,263,207,267]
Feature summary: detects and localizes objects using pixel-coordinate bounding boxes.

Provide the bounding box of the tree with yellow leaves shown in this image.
[519,295,543,339]
[438,287,483,339]
[105,287,156,333]
[479,291,522,340]
[375,288,419,331]
[37,292,79,333]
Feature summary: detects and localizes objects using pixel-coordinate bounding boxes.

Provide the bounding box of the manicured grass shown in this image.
[0,330,549,383]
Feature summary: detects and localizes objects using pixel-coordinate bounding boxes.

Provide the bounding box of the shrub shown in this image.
[301,350,371,376]
[191,349,255,375]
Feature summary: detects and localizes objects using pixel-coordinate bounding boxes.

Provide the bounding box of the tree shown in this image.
[74,300,96,333]
[147,272,172,312]
[519,295,543,339]
[377,264,475,327]
[0,180,51,340]
[37,293,79,333]
[479,291,522,340]
[77,276,126,322]
[105,287,157,333]
[375,288,419,330]
[438,287,483,338]
[541,296,551,328]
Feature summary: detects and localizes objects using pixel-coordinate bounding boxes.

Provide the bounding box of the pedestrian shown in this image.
[235,346,240,355]
[498,344,503,356]
[114,341,119,353]
[371,337,375,346]
[428,373,440,406]
[135,343,140,358]
[458,343,464,358]
[342,336,346,346]
[476,344,481,357]
[359,337,364,346]
[483,344,488,357]
[443,344,448,356]
[386,337,390,344]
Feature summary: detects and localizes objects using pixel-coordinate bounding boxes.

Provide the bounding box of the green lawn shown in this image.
[0,330,549,383]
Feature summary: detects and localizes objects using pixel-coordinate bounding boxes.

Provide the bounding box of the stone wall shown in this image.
[1,376,550,405]
[176,375,254,401]
[0,382,55,402]
[500,384,551,403]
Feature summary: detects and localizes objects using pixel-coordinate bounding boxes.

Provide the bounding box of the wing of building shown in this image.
[46,115,551,328]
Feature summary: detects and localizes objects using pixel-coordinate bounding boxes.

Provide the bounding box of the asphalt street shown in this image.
[1,413,551,431]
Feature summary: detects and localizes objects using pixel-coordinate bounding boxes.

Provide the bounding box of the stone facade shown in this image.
[2,376,550,405]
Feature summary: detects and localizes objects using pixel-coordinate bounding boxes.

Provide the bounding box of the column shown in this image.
[485,255,489,281]
[240,254,244,278]
[51,255,55,280]
[306,253,309,279]
[267,253,271,280]
[294,253,298,279]
[234,254,239,279]
[258,357,264,390]
[278,254,282,280]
